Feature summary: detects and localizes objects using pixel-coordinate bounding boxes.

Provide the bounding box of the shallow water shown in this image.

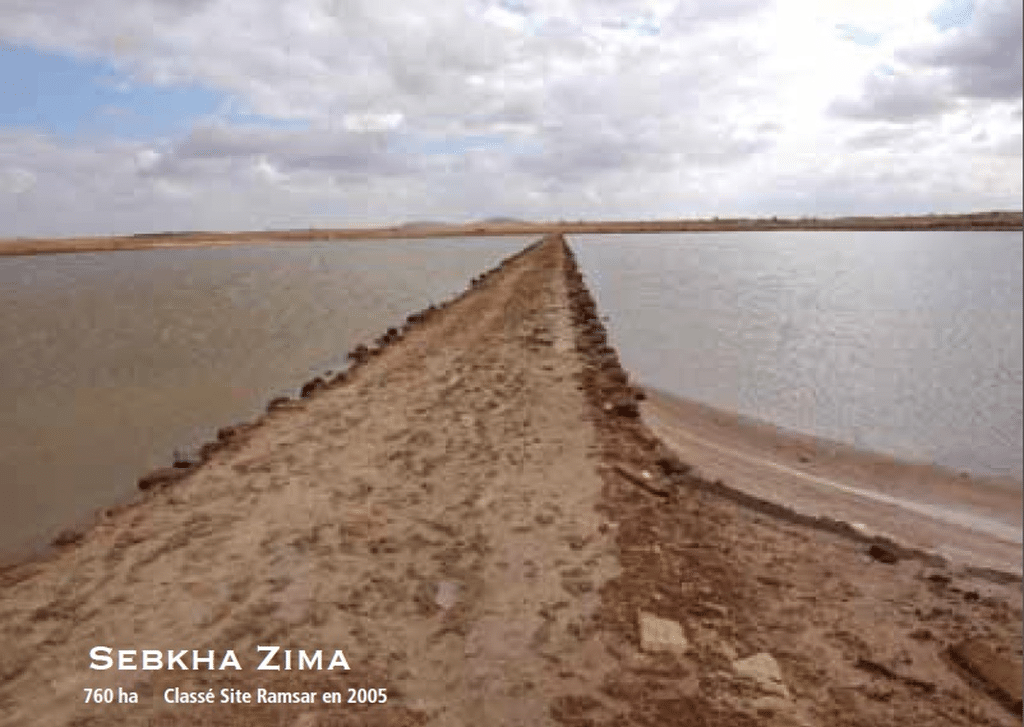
[571,231,1023,482]
[0,236,532,555]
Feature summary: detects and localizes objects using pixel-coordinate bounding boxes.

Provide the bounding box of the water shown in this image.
[0,236,532,555]
[572,231,1023,482]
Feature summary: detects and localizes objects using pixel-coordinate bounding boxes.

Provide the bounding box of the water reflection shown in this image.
[0,236,531,555]
[572,231,1023,481]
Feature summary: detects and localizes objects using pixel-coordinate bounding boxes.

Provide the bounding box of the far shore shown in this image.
[1,210,1021,257]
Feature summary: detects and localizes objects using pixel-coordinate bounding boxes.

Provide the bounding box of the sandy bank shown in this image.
[0,235,1020,726]
[642,389,1023,576]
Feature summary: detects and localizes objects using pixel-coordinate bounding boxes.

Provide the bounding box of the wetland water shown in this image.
[3,230,1020,559]
[571,231,1023,484]
[0,236,531,555]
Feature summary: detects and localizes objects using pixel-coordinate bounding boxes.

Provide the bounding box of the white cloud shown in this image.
[1,166,37,195]
[252,156,286,184]
[342,112,405,132]
[0,0,1020,237]
[831,68,954,122]
[829,0,1021,121]
[134,149,161,171]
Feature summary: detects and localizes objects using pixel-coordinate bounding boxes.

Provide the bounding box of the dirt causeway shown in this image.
[0,235,1020,726]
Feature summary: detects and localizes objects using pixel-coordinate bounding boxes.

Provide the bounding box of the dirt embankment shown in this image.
[2,211,1020,257]
[0,235,1020,726]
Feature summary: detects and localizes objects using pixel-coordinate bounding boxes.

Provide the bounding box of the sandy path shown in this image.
[0,237,617,726]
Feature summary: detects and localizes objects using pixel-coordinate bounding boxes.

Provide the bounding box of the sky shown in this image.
[0,0,1020,237]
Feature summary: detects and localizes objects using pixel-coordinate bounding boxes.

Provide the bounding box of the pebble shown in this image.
[638,611,689,655]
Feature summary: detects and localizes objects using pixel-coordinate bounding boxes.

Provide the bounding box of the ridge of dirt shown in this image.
[0,235,616,726]
[0,234,1019,727]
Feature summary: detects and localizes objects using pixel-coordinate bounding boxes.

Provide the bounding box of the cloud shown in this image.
[342,112,404,132]
[131,121,414,188]
[1,165,36,194]
[662,0,769,31]
[830,0,1021,123]
[0,0,1020,237]
[843,125,921,150]
[830,68,954,122]
[134,148,161,171]
[905,0,1022,100]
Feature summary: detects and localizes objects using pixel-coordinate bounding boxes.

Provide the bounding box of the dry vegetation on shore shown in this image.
[1,211,1020,258]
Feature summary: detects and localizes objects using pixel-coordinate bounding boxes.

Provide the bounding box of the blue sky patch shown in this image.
[600,14,660,37]
[835,23,882,47]
[0,43,308,140]
[222,108,311,132]
[497,0,530,16]
[929,0,974,31]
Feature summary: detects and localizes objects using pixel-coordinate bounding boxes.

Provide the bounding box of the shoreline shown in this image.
[0,238,547,569]
[642,388,1023,576]
[1,235,1020,725]
[1,210,1021,257]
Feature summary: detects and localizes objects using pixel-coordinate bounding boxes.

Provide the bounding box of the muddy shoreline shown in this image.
[641,389,1023,577]
[1,235,1020,726]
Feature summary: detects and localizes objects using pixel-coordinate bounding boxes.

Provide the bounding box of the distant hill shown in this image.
[396,220,450,230]
[479,217,529,225]
[4,211,1020,258]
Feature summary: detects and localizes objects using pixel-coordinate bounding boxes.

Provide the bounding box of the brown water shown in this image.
[0,236,533,556]
[572,231,1023,484]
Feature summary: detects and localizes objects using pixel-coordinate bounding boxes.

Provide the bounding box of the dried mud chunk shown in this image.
[922,568,951,586]
[376,327,400,346]
[867,543,901,564]
[655,451,691,476]
[609,462,669,498]
[603,399,639,418]
[638,611,689,655]
[138,466,190,491]
[198,441,222,461]
[605,369,629,385]
[948,639,1023,713]
[266,396,292,412]
[216,425,241,442]
[52,528,84,547]
[732,652,791,699]
[300,377,326,398]
[347,343,371,362]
